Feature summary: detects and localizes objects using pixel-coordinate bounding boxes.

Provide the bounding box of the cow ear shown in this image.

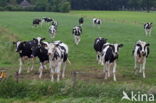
[41,38,45,41]
[109,44,114,48]
[33,38,36,40]
[146,43,150,46]
[13,41,16,45]
[136,44,141,47]
[119,44,123,48]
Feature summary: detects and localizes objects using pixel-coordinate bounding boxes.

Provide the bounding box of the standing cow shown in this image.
[13,37,45,74]
[49,24,57,38]
[72,26,82,45]
[144,22,152,36]
[133,40,150,78]
[101,43,123,81]
[32,18,42,27]
[94,37,107,65]
[93,18,102,28]
[79,17,84,26]
[47,41,69,82]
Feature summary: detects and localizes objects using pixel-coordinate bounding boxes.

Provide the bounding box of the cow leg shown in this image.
[104,63,108,80]
[30,58,34,71]
[49,60,54,82]
[27,59,31,73]
[113,62,117,81]
[39,63,44,78]
[18,58,23,74]
[139,64,143,73]
[44,64,47,70]
[62,62,66,78]
[56,62,62,82]
[149,29,152,36]
[142,58,146,78]
[107,63,111,78]
[134,58,138,75]
[145,29,148,36]
[74,36,77,45]
[78,36,81,44]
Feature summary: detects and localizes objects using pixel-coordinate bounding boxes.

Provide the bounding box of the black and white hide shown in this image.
[144,22,152,36]
[72,26,82,45]
[79,17,84,26]
[101,43,123,81]
[93,37,107,64]
[132,40,150,78]
[47,41,69,82]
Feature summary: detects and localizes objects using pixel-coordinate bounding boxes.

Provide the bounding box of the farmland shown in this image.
[0,11,156,103]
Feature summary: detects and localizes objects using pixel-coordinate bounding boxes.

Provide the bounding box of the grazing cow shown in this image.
[102,43,123,81]
[33,19,42,27]
[47,41,69,82]
[32,41,49,78]
[13,37,45,74]
[132,40,150,78]
[51,20,58,28]
[72,26,82,45]
[79,17,84,26]
[49,25,57,38]
[144,23,152,36]
[93,18,102,27]
[42,17,53,24]
[94,37,107,64]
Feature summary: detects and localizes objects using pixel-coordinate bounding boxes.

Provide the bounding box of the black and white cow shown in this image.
[72,26,82,45]
[51,20,58,28]
[132,40,150,78]
[144,22,152,36]
[93,18,102,27]
[42,17,53,23]
[101,43,123,81]
[32,18,42,27]
[13,37,45,74]
[94,37,107,64]
[49,25,57,38]
[32,41,49,78]
[79,17,84,26]
[47,41,69,82]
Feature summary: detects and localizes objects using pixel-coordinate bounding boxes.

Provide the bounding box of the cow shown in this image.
[13,37,45,74]
[93,18,102,28]
[49,25,57,38]
[51,20,58,29]
[47,41,69,82]
[31,41,49,78]
[93,37,107,64]
[144,22,152,36]
[101,43,123,81]
[132,40,150,78]
[42,17,53,24]
[32,18,42,27]
[72,26,82,45]
[79,17,84,26]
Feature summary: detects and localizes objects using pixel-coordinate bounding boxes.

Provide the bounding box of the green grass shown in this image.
[0,11,156,102]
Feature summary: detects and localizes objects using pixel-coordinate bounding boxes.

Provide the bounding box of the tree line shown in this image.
[0,0,156,12]
[0,0,71,12]
[71,0,156,11]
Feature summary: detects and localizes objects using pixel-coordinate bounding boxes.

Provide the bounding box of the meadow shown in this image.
[0,11,156,103]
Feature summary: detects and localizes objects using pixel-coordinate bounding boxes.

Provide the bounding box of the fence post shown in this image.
[72,71,77,88]
[15,71,19,83]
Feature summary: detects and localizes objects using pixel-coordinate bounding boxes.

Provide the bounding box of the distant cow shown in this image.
[47,41,69,82]
[42,17,53,23]
[79,17,84,26]
[72,26,82,45]
[102,43,123,81]
[132,40,150,78]
[13,37,45,74]
[144,22,152,36]
[51,20,58,28]
[93,18,102,27]
[49,25,57,38]
[33,19,42,27]
[94,37,107,64]
[32,41,49,78]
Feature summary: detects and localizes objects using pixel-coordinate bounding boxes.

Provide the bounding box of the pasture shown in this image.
[0,11,156,103]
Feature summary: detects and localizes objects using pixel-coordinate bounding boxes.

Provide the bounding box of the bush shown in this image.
[0,7,5,11]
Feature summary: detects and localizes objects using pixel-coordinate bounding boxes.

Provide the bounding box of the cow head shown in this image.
[110,43,123,57]
[33,37,45,46]
[136,41,150,56]
[47,43,56,56]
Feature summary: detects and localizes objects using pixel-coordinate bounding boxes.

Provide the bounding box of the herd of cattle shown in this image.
[13,17,153,82]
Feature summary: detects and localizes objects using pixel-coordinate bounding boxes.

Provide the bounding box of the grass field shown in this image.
[0,11,156,103]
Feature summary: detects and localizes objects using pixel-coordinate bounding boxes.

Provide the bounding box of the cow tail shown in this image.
[67,58,71,65]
